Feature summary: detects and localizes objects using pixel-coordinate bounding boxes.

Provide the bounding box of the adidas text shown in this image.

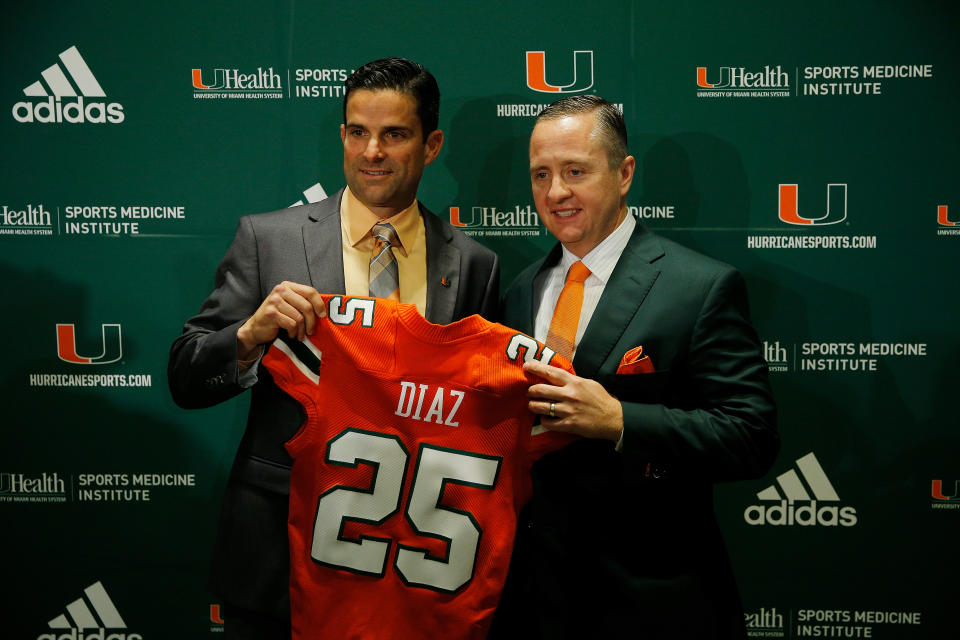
[38,631,142,640]
[13,97,124,124]
[744,499,858,526]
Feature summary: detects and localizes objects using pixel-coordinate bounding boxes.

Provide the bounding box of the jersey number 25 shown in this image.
[311,428,502,593]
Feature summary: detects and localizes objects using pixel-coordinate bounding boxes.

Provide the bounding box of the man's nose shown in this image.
[364,137,385,161]
[547,175,571,201]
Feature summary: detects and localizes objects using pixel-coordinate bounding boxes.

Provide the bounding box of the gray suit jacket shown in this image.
[168,188,500,617]
[493,223,777,639]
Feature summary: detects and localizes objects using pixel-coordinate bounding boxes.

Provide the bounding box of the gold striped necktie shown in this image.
[369,222,400,300]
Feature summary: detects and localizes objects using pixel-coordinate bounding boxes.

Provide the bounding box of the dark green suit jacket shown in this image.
[493,223,778,639]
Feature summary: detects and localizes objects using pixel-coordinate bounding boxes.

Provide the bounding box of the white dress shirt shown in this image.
[534,213,636,359]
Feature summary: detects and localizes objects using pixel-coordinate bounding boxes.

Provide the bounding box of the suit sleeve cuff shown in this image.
[237,345,265,389]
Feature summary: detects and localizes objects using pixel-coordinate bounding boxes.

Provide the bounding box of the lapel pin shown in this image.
[441,276,450,287]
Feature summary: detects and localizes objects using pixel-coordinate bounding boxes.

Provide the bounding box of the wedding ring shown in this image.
[549,402,556,418]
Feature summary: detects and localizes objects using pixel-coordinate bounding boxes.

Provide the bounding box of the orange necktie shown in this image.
[545,261,591,360]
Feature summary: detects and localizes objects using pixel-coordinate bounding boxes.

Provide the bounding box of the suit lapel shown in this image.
[301,194,458,316]
[572,225,664,378]
[303,188,347,295]
[422,204,460,324]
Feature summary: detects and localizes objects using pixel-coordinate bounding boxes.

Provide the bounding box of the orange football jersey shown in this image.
[262,295,575,640]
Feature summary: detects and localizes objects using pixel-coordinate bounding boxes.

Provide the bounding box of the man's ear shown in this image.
[424,129,444,165]
[619,155,636,196]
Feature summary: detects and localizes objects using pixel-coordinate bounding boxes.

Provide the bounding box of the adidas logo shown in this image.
[744,452,858,527]
[13,46,125,124]
[290,182,327,207]
[38,581,142,640]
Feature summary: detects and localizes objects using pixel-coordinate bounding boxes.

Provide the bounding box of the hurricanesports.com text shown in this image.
[28,373,152,388]
[747,235,877,249]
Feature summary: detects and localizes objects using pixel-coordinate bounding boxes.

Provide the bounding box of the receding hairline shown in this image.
[530,107,624,168]
[537,94,627,163]
[535,104,606,133]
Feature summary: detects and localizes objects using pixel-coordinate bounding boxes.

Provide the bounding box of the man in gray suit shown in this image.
[168,57,499,639]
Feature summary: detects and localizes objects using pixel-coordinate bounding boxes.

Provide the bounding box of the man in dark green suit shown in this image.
[492,95,778,639]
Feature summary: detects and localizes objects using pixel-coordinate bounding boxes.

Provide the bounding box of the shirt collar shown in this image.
[558,213,636,285]
[341,187,420,257]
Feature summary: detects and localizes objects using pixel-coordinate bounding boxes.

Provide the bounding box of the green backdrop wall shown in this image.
[3,1,957,637]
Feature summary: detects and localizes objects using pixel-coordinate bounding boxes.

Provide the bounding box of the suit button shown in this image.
[643,461,668,479]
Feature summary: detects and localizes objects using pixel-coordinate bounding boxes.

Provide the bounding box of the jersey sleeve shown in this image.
[260,329,326,457]
[264,333,324,389]
[262,295,393,390]
[261,295,390,457]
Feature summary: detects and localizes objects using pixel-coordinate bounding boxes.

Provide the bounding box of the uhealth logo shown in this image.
[1,203,53,236]
[696,65,789,90]
[931,480,959,510]
[779,183,848,226]
[744,607,784,636]
[932,480,958,501]
[526,51,594,93]
[192,66,282,92]
[13,46,124,124]
[0,472,66,502]
[56,324,122,365]
[449,205,539,229]
[762,340,790,372]
[744,452,858,526]
[937,205,957,227]
[38,581,141,639]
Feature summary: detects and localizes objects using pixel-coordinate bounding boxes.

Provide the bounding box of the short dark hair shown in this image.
[343,57,440,140]
[535,95,628,167]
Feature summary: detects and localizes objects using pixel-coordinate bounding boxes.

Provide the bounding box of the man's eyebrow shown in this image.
[530,157,592,169]
[346,122,413,132]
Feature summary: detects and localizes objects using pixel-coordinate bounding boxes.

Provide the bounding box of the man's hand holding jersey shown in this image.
[237,281,328,363]
[524,360,624,443]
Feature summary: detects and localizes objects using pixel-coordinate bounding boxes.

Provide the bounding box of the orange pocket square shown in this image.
[616,346,655,374]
